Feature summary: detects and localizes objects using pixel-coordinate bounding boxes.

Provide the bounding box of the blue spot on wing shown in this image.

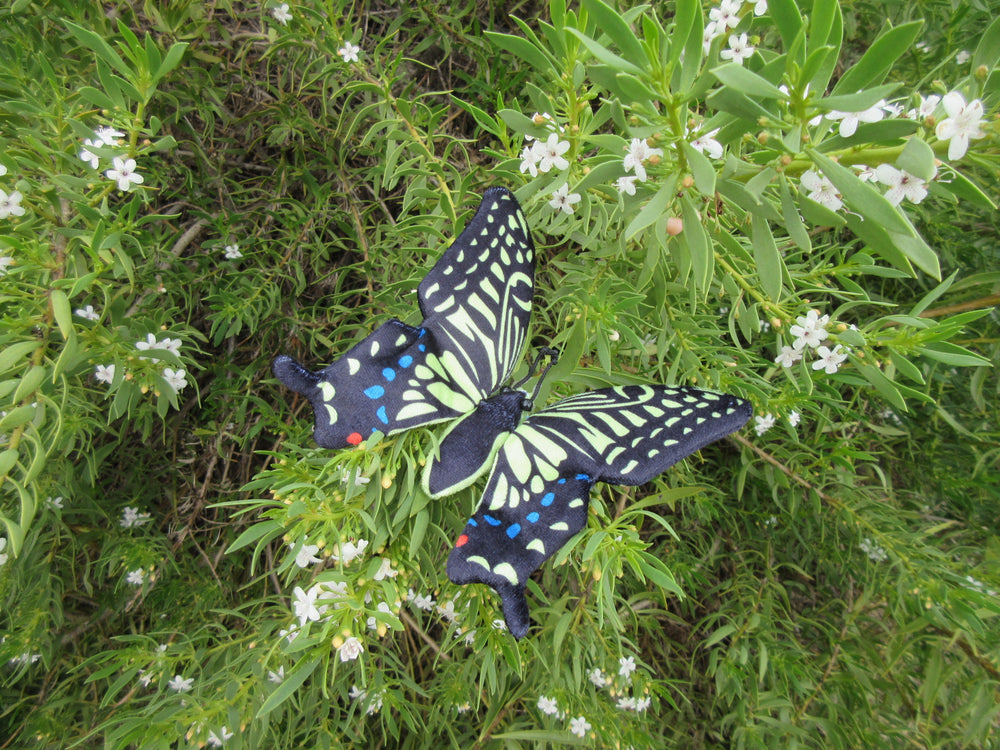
[526,512,539,523]
[382,368,396,381]
[483,515,501,526]
[398,355,413,368]
[576,473,591,481]
[506,524,521,539]
[468,518,478,527]
[541,493,555,507]
[364,385,385,399]
[376,406,388,424]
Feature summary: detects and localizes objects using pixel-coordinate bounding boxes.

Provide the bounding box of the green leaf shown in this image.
[680,194,713,293]
[917,342,991,367]
[751,215,783,301]
[485,31,557,75]
[808,150,912,237]
[155,41,188,82]
[680,140,717,195]
[818,83,901,112]
[50,289,73,340]
[226,520,283,554]
[854,361,908,412]
[669,0,699,69]
[711,63,786,99]
[768,0,803,52]
[256,657,321,717]
[779,177,811,252]
[564,28,643,75]
[895,137,936,182]
[582,0,647,68]
[63,20,133,78]
[832,21,923,94]
[972,14,1000,71]
[0,341,39,375]
[934,168,997,212]
[625,175,676,241]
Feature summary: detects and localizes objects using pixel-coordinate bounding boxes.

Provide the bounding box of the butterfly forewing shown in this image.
[447,384,752,637]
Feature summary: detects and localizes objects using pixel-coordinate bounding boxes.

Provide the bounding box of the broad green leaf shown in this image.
[854,361,908,412]
[680,194,713,293]
[895,137,936,182]
[711,63,786,99]
[582,0,647,68]
[50,289,73,340]
[832,21,923,94]
[226,520,283,554]
[809,0,841,47]
[0,341,39,374]
[808,150,912,236]
[706,87,776,122]
[751,215,783,301]
[917,342,991,367]
[669,0,699,69]
[818,83,901,113]
[680,140,716,195]
[63,20,132,78]
[154,41,188,82]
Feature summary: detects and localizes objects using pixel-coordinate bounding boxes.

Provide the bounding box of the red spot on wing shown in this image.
[455,534,468,548]
[346,432,363,446]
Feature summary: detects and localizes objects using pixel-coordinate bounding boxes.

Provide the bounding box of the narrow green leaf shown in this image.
[751,215,783,301]
[155,41,189,82]
[972,14,1000,71]
[669,0,699,69]
[808,150,912,236]
[625,175,676,241]
[582,0,647,68]
[0,448,17,476]
[935,168,997,212]
[63,20,132,78]
[779,177,811,252]
[0,341,40,375]
[680,194,713,293]
[854,361,908,412]
[705,623,738,648]
[768,0,803,52]
[832,21,923,94]
[50,289,73,340]
[818,83,901,113]
[256,657,321,717]
[226,520,283,554]
[680,140,716,195]
[451,96,501,138]
[564,28,643,75]
[485,31,557,75]
[895,137,936,182]
[711,63,786,99]
[78,86,117,110]
[917,342,991,367]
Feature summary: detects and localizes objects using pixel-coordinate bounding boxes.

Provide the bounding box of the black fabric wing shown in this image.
[273,187,534,449]
[446,384,752,637]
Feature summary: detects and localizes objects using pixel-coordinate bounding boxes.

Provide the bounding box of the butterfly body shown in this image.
[274,187,534,450]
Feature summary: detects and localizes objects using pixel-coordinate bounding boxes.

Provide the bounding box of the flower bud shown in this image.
[681,174,694,189]
[666,217,684,235]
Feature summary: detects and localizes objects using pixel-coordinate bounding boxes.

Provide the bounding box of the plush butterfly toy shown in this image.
[274,187,752,638]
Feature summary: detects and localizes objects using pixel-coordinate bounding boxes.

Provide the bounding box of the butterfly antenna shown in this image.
[513,347,559,409]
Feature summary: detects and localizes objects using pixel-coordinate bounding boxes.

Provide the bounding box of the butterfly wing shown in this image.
[446,384,752,637]
[273,187,534,449]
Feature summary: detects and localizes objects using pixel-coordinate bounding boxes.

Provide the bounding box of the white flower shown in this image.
[163,368,188,393]
[75,304,99,321]
[800,169,842,212]
[159,337,182,356]
[95,364,116,385]
[271,3,292,25]
[79,139,101,169]
[94,126,125,146]
[279,625,299,644]
[292,585,323,625]
[120,506,151,528]
[0,255,13,274]
[874,164,929,206]
[338,42,361,63]
[709,0,741,31]
[825,102,884,138]
[340,469,370,486]
[690,128,724,159]
[588,668,607,688]
[374,557,398,580]
[569,716,592,738]
[0,537,8,566]
[618,655,637,680]
[617,696,637,710]
[548,183,581,215]
[955,50,970,64]
[636,696,652,711]
[127,568,144,585]
[0,189,25,219]
[859,538,887,562]
[168,675,194,692]
[519,143,542,177]
[909,94,940,120]
[623,137,662,182]
[789,310,829,349]
[748,0,767,15]
[812,344,849,374]
[337,636,364,662]
[774,345,802,368]
[207,727,234,747]
[881,102,903,118]
[720,33,755,65]
[935,92,986,161]
[703,21,719,55]
[105,157,144,192]
[135,333,161,359]
[223,243,243,259]
[0,163,6,176]
[616,175,638,195]
[537,132,571,173]
[853,164,878,183]
[754,413,775,435]
[291,542,322,568]
[46,496,64,510]
[437,599,460,623]
[411,592,435,611]
[268,666,285,683]
[788,410,801,427]
[537,696,559,715]
[332,539,368,565]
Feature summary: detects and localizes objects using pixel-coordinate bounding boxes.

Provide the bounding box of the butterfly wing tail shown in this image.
[273,354,321,395]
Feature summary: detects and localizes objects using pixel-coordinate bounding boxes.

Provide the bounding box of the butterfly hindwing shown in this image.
[447,385,752,637]
[273,188,534,449]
